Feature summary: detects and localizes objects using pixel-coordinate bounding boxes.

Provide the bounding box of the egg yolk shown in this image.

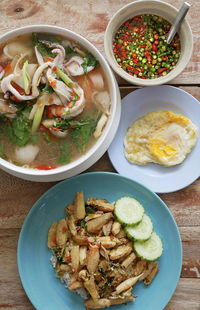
[149,138,178,160]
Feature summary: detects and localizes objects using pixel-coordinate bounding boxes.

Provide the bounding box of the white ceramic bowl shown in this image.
[0,25,121,181]
[104,0,193,86]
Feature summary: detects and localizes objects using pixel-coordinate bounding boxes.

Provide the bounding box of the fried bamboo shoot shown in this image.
[86,198,114,212]
[87,245,100,274]
[109,242,133,260]
[71,244,80,273]
[56,219,68,246]
[85,298,111,309]
[121,252,137,269]
[84,276,99,301]
[115,275,142,294]
[86,212,113,233]
[74,191,86,220]
[47,222,57,248]
[79,246,87,266]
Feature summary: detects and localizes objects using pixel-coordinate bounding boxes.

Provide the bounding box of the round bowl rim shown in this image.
[0,25,121,180]
[104,0,193,86]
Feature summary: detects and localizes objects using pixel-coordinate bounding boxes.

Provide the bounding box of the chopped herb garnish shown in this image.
[70,113,101,152]
[32,33,56,58]
[7,114,30,147]
[77,219,85,228]
[71,93,78,109]
[58,143,70,164]
[65,46,80,59]
[85,206,98,215]
[81,51,99,76]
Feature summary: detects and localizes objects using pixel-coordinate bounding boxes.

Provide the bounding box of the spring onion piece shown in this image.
[22,60,30,95]
[31,96,46,134]
[56,68,75,87]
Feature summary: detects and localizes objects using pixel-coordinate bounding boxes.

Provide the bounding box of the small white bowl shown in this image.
[104,0,193,86]
[0,25,121,182]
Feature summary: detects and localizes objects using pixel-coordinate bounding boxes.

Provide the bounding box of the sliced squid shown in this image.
[92,91,111,115]
[89,71,104,90]
[0,98,17,117]
[93,113,108,139]
[42,118,68,138]
[35,46,44,66]
[52,44,65,67]
[1,61,51,101]
[13,64,38,90]
[3,40,33,59]
[64,56,94,76]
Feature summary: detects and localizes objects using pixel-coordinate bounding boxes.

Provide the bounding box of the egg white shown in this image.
[124,110,198,167]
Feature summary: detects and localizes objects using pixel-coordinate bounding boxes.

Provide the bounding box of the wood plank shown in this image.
[0,229,199,309]
[165,278,200,310]
[0,0,199,85]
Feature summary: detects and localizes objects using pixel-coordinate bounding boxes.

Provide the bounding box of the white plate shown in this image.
[108,86,200,193]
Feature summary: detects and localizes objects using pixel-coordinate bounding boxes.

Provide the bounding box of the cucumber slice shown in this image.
[114,197,144,226]
[134,232,163,261]
[125,214,153,241]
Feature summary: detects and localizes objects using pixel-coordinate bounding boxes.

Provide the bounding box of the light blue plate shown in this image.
[17,172,182,310]
[108,86,200,193]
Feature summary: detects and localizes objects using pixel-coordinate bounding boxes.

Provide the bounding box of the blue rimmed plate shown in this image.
[17,172,182,310]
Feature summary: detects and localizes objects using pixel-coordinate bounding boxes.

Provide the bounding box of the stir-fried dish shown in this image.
[0,33,110,169]
[48,192,162,309]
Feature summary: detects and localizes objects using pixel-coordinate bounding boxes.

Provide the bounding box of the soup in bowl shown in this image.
[0,25,121,181]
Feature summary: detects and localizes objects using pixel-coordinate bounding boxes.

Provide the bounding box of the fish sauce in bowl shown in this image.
[113,14,181,79]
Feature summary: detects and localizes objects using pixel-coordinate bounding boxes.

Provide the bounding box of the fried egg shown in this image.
[124,110,198,166]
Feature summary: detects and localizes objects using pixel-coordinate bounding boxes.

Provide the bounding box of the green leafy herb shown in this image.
[35,33,62,44]
[71,93,78,108]
[53,119,89,131]
[7,114,30,147]
[77,219,86,228]
[85,206,98,215]
[81,51,99,76]
[32,33,56,58]
[42,131,51,144]
[42,84,54,94]
[70,113,101,152]
[58,143,70,164]
[65,46,80,59]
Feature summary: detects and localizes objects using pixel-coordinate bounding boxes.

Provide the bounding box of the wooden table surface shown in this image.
[0,0,200,309]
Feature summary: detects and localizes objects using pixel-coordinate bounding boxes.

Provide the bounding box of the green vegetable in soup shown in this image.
[65,46,80,59]
[31,96,46,134]
[56,68,75,87]
[42,84,54,94]
[70,112,101,152]
[58,143,70,164]
[32,33,56,58]
[42,131,51,144]
[81,51,99,76]
[7,114,30,147]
